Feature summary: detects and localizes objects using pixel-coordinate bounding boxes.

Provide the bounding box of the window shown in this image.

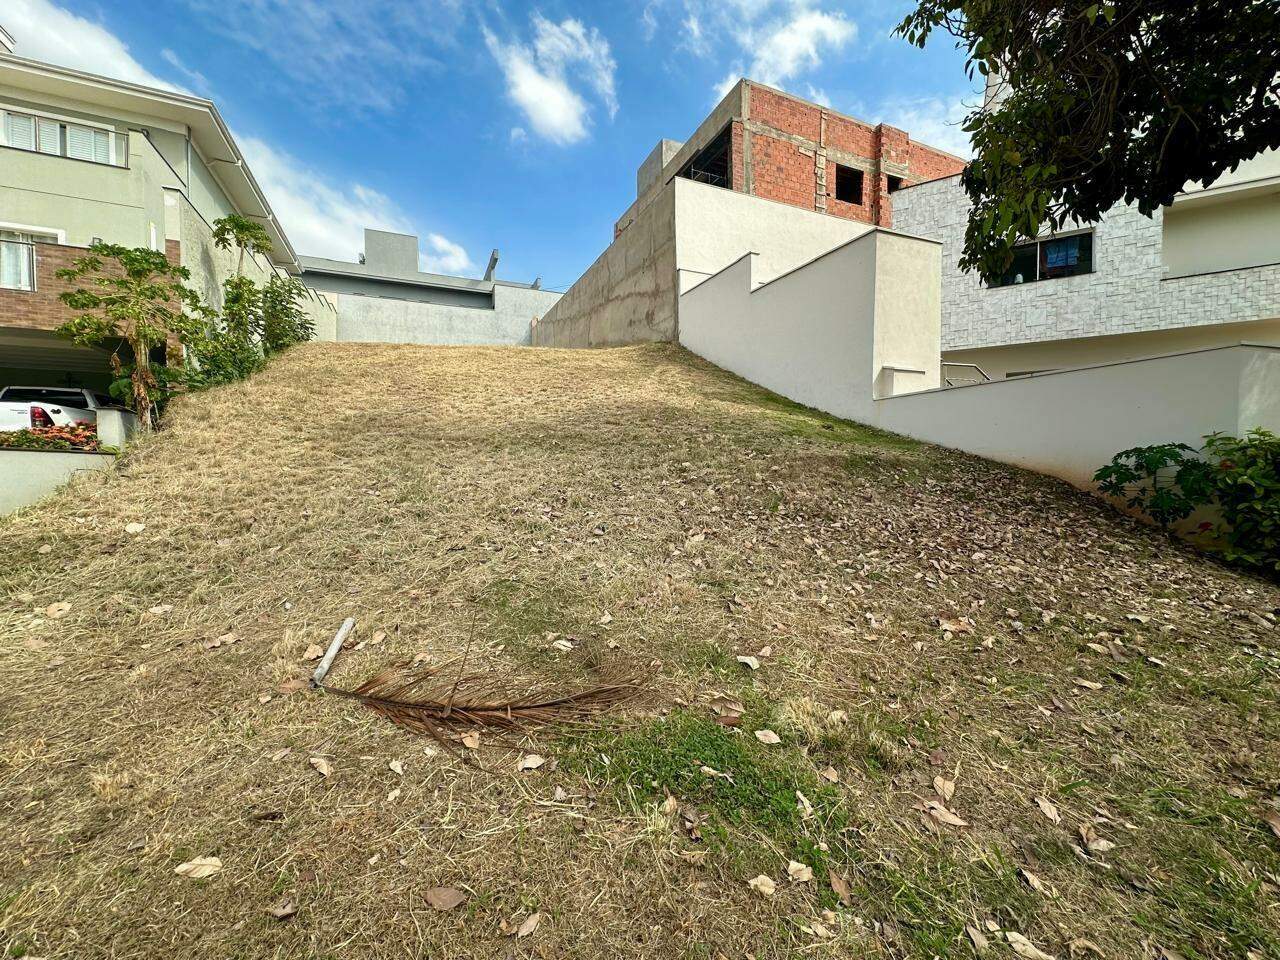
[992,231,1094,287]
[0,107,122,166]
[886,175,904,193]
[677,126,732,190]
[0,236,34,291]
[0,228,57,292]
[834,164,864,205]
[0,388,88,407]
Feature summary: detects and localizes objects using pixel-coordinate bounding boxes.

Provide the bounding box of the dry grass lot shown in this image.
[2,342,1279,960]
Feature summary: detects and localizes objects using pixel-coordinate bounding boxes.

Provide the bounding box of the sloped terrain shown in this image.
[1,342,1278,960]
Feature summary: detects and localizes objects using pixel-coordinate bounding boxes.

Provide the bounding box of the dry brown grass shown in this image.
[1,342,1278,959]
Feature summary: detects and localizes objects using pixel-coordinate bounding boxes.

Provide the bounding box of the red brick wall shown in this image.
[907,141,967,183]
[752,133,816,211]
[825,113,876,158]
[824,161,875,224]
[0,240,183,335]
[749,86,821,142]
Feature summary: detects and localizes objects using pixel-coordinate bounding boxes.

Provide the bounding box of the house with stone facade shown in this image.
[0,37,335,391]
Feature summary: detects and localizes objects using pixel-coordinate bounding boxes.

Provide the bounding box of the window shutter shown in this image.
[37,118,60,154]
[4,112,35,150]
[66,124,94,160]
[93,128,111,164]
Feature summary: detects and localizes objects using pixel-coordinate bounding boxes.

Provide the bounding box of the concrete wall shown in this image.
[0,448,115,514]
[535,182,678,347]
[678,229,943,418]
[892,175,1280,353]
[334,282,559,346]
[874,344,1280,488]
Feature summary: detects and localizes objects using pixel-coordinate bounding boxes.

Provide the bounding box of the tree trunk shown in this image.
[131,331,153,433]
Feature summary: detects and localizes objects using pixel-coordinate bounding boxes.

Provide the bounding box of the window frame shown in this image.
[988,228,1096,288]
[0,238,36,292]
[0,103,124,168]
[0,222,64,293]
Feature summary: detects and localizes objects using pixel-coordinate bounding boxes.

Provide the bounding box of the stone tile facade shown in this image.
[892,175,1280,351]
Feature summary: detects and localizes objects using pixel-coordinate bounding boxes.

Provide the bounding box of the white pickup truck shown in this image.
[0,386,121,431]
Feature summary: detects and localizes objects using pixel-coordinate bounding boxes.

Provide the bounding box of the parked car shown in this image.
[0,386,122,432]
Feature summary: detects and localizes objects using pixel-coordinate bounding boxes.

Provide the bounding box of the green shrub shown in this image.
[1096,429,1280,573]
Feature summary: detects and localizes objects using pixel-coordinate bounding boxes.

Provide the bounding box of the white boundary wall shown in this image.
[678,227,1280,490]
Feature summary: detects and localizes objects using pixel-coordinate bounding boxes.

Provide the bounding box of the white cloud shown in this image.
[420,234,473,275]
[239,137,472,274]
[176,0,464,113]
[805,84,831,107]
[161,49,211,96]
[878,95,974,158]
[743,8,856,89]
[484,14,618,145]
[2,0,180,90]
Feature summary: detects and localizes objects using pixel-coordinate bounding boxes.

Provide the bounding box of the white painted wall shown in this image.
[678,229,942,422]
[675,215,1280,493]
[1162,188,1280,278]
[874,344,1280,488]
[893,176,1280,353]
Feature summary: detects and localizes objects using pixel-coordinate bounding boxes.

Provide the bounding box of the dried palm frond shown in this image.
[318,659,644,748]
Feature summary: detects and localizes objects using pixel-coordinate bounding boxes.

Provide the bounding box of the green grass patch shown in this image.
[568,710,853,877]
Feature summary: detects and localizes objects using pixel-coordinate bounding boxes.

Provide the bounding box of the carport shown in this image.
[0,327,119,393]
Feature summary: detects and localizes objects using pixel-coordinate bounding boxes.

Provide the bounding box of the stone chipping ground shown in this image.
[1,341,1278,960]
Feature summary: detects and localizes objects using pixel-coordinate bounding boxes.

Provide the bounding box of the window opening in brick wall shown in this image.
[834,164,863,204]
[887,175,904,193]
[677,125,732,190]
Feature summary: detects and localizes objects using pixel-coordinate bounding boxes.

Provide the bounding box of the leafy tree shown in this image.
[212,213,273,277]
[56,243,208,430]
[897,0,1280,280]
[261,275,315,354]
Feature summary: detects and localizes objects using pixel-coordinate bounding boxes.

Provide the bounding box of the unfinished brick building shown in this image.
[615,80,966,238]
[536,79,969,348]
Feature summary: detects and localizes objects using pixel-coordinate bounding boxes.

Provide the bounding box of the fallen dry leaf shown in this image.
[37,544,52,555]
[736,655,760,671]
[934,775,956,802]
[1262,810,1280,840]
[1020,868,1047,894]
[1068,938,1105,957]
[309,757,332,778]
[1035,796,1063,825]
[516,912,542,938]
[1074,678,1104,691]
[204,632,238,650]
[518,754,546,772]
[268,900,297,920]
[270,747,292,762]
[748,875,776,897]
[461,731,481,750]
[1079,824,1115,854]
[919,798,969,828]
[174,856,222,879]
[829,871,851,905]
[302,644,325,661]
[277,677,308,696]
[148,604,174,615]
[966,925,990,953]
[820,765,840,783]
[424,887,467,912]
[388,760,404,775]
[754,729,781,745]
[787,860,814,883]
[44,601,71,619]
[1007,931,1056,960]
[125,522,146,534]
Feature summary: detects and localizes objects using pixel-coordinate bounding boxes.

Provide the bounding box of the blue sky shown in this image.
[5,0,978,290]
